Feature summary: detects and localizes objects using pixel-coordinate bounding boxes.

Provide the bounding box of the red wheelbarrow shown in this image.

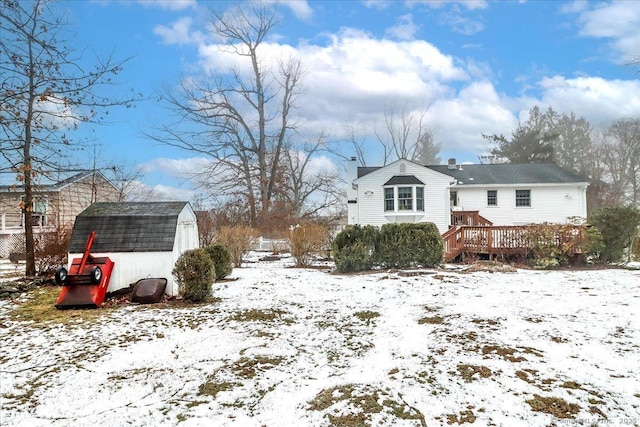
[55,231,114,309]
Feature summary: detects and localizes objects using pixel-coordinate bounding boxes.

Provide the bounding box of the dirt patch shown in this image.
[354,310,380,325]
[446,408,477,424]
[227,308,290,323]
[462,262,517,273]
[456,364,492,382]
[198,380,238,398]
[481,345,527,362]
[526,394,580,419]
[308,384,426,427]
[231,355,284,379]
[418,315,444,325]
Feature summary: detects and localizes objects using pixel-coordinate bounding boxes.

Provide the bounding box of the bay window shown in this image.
[383,185,425,213]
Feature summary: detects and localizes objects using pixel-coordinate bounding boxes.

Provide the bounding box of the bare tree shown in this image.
[0,0,137,275]
[586,136,624,211]
[598,118,640,206]
[343,100,438,166]
[279,134,342,220]
[148,3,306,229]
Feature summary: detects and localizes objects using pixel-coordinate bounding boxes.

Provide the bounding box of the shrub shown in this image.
[524,222,605,268]
[172,248,216,302]
[332,225,379,272]
[588,206,640,262]
[204,244,233,280]
[377,222,444,268]
[216,225,257,267]
[289,223,329,267]
[35,228,71,276]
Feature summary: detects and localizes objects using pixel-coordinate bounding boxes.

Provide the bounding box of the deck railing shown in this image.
[451,210,493,227]
[443,224,586,262]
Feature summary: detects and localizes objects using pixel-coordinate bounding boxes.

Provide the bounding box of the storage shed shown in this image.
[68,201,199,296]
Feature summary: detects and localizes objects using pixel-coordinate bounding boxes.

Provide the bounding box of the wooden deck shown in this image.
[443,212,586,262]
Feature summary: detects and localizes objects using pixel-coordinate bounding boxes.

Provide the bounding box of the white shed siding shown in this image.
[67,251,177,295]
[351,160,453,233]
[456,184,587,225]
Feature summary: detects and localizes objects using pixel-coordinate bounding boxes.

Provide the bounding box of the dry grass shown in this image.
[526,394,580,418]
[354,310,380,325]
[456,364,492,382]
[308,384,426,427]
[418,316,444,325]
[8,286,113,326]
[227,308,290,323]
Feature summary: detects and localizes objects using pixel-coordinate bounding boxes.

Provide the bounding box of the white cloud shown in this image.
[430,81,518,155]
[559,0,589,14]
[362,0,392,10]
[140,157,212,178]
[537,76,640,126]
[165,9,639,168]
[278,0,313,20]
[385,14,419,41]
[571,1,640,62]
[153,17,205,45]
[149,184,195,201]
[410,0,488,11]
[438,6,485,35]
[135,0,196,11]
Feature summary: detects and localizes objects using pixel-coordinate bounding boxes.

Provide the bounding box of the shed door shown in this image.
[178,221,196,252]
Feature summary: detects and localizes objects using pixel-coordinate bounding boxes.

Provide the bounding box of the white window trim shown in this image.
[487,189,498,207]
[383,185,425,214]
[515,189,532,208]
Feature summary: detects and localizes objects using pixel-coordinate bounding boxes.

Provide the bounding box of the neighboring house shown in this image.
[67,202,199,296]
[0,171,120,258]
[348,158,588,234]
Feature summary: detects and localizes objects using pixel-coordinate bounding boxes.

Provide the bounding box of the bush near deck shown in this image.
[332,223,444,272]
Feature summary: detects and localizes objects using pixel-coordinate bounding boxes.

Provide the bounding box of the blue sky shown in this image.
[50,0,640,201]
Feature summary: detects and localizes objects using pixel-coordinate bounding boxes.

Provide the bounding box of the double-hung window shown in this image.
[384,188,395,211]
[416,187,424,211]
[515,189,531,207]
[487,190,497,206]
[398,187,413,210]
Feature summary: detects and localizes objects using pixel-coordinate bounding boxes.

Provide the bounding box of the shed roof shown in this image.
[69,202,190,253]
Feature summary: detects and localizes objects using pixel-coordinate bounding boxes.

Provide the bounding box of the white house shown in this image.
[67,201,199,296]
[348,158,589,234]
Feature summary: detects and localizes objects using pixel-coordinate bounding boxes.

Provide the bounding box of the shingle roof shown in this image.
[0,170,115,193]
[69,202,189,253]
[426,163,587,185]
[384,175,425,185]
[357,167,381,178]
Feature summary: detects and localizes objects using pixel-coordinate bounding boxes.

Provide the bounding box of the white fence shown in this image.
[250,237,290,253]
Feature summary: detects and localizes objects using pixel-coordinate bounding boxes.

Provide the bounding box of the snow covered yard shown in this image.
[1,254,639,427]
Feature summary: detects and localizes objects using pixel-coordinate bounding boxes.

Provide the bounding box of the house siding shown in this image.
[55,175,120,228]
[350,160,453,233]
[455,184,587,225]
[348,160,589,234]
[0,172,119,232]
